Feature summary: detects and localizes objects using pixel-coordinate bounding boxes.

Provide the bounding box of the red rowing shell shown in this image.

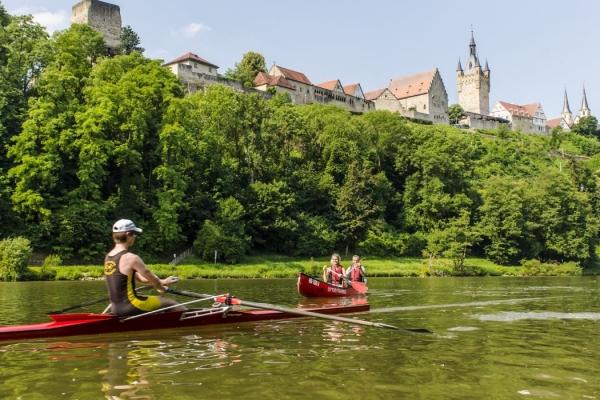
[0,302,370,342]
[297,272,365,297]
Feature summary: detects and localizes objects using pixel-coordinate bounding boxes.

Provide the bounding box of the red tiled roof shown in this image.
[498,101,536,117]
[546,118,563,128]
[275,65,312,85]
[521,103,540,117]
[315,79,341,90]
[388,69,437,99]
[163,52,219,68]
[364,88,388,100]
[343,83,359,96]
[253,72,296,90]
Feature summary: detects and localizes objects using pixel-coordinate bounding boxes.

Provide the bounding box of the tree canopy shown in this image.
[1,11,600,271]
[223,51,267,88]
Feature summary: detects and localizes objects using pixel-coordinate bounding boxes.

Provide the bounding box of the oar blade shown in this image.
[350,281,368,294]
[373,322,434,334]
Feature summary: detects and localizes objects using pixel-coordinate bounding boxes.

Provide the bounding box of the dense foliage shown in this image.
[1,11,600,272]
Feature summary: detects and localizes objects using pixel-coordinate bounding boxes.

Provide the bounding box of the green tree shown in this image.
[448,104,464,125]
[571,116,599,138]
[0,15,51,169]
[0,237,32,281]
[529,169,599,261]
[336,161,378,254]
[223,51,266,88]
[550,125,564,149]
[399,126,480,233]
[477,176,536,265]
[117,25,144,55]
[497,123,510,139]
[194,197,250,264]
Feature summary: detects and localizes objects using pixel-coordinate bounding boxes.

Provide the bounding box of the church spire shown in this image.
[562,88,573,127]
[581,85,591,116]
[457,58,463,72]
[562,88,572,114]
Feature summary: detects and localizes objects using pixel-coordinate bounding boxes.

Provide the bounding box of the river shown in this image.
[0,276,598,399]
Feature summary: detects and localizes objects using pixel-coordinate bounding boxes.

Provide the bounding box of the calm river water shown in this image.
[0,276,599,399]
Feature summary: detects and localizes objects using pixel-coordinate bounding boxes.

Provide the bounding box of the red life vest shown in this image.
[350,266,364,282]
[330,265,344,285]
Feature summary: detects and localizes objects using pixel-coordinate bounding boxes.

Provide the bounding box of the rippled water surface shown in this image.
[0,277,599,399]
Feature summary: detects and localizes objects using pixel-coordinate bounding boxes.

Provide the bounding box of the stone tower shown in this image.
[71,0,121,50]
[457,31,490,115]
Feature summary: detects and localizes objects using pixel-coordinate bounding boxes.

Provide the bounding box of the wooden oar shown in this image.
[170,289,433,335]
[328,269,368,294]
[46,285,153,314]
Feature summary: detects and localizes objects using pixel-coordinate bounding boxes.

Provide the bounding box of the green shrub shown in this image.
[0,237,33,281]
[520,260,582,276]
[42,254,62,268]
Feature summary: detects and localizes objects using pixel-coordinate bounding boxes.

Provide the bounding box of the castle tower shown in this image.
[561,88,573,126]
[71,0,121,50]
[580,85,591,118]
[457,30,490,115]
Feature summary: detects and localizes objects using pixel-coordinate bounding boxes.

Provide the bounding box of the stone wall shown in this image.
[173,64,272,99]
[71,0,121,49]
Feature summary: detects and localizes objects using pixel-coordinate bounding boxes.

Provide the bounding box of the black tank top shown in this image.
[104,250,148,316]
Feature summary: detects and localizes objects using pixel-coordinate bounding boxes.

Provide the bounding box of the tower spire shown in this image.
[469,28,476,56]
[581,84,590,114]
[562,88,572,114]
[562,87,573,127]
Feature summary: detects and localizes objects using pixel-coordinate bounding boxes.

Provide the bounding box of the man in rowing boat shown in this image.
[104,219,187,316]
[346,255,366,284]
[323,253,348,287]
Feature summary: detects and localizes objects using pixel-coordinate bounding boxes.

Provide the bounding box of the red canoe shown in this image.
[0,295,370,342]
[297,272,367,297]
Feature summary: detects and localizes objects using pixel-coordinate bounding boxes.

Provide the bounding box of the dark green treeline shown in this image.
[1,14,600,267]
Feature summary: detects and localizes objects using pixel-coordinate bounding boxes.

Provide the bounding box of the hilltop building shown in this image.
[253,63,374,113]
[71,0,121,51]
[490,101,548,134]
[365,69,449,124]
[163,52,270,98]
[457,31,490,115]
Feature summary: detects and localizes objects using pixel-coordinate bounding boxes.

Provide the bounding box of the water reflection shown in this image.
[2,277,599,399]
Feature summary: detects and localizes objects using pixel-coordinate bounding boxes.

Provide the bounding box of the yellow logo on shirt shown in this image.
[104,261,117,275]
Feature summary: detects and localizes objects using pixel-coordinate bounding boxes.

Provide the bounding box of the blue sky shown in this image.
[2,0,599,120]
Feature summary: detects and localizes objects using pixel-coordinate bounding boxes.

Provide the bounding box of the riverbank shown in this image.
[25,255,595,281]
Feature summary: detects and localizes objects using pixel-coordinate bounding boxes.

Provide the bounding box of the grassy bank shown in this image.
[25,255,594,281]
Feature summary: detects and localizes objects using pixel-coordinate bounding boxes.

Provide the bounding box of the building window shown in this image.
[194,63,198,68]
[209,67,212,72]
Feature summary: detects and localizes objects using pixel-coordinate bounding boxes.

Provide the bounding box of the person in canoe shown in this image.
[323,253,348,287]
[346,255,366,284]
[104,219,187,316]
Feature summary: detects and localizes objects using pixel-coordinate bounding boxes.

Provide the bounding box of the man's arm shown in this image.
[130,255,170,293]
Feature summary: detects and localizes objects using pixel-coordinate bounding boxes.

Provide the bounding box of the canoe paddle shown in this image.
[46,285,154,314]
[170,289,433,335]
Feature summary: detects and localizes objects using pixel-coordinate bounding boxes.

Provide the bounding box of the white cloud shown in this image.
[177,22,211,39]
[32,10,69,33]
[11,7,69,34]
[145,48,170,60]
